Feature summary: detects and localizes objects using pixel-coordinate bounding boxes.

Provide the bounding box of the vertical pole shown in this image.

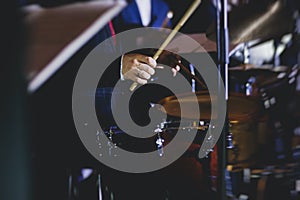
[216,0,229,199]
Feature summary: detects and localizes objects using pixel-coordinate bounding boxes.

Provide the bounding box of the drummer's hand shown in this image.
[171,64,181,77]
[157,50,181,77]
[122,53,157,85]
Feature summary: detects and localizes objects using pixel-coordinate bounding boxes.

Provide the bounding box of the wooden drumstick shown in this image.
[129,0,202,91]
[161,11,173,29]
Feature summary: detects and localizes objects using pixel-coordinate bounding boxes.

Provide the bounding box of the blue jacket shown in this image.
[114,0,171,32]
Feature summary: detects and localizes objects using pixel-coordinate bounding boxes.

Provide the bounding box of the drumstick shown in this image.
[161,11,173,29]
[129,0,202,91]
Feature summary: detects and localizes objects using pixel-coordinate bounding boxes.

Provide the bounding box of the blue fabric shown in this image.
[114,0,171,32]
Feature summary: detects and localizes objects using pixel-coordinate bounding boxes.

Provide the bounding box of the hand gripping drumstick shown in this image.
[129,0,202,91]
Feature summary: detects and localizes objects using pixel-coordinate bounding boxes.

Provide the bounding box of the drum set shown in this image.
[155,63,299,165]
[95,63,298,199]
[92,0,300,198]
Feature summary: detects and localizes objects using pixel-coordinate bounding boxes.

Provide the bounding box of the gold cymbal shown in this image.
[206,0,294,45]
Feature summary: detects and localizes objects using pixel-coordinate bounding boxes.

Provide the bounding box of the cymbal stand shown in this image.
[215,0,229,200]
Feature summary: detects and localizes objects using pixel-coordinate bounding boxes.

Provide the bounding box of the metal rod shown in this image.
[216,0,229,200]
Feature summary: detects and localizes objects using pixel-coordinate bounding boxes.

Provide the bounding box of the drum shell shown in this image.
[159,120,218,197]
[228,67,290,96]
[229,66,299,111]
[227,119,260,167]
[161,119,209,149]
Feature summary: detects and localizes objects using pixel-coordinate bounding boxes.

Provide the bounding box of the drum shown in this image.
[158,91,262,167]
[151,119,212,164]
[259,65,298,112]
[161,118,260,167]
[154,119,218,197]
[227,120,260,166]
[229,65,299,111]
[158,91,261,122]
[95,87,161,154]
[160,119,209,147]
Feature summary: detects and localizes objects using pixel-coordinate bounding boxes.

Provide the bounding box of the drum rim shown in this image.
[158,91,261,122]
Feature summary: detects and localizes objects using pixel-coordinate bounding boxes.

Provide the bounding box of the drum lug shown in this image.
[154,127,164,157]
[245,77,256,96]
[226,132,235,149]
[205,148,214,158]
[227,132,240,164]
[108,127,114,141]
[106,127,118,157]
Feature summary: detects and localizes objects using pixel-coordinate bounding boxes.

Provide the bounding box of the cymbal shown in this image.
[206,0,295,45]
[166,33,238,54]
[24,1,126,93]
[166,33,217,53]
[158,91,261,122]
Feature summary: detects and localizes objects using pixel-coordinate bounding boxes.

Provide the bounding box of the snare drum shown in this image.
[158,91,261,122]
[155,119,211,158]
[154,119,218,198]
[158,91,262,167]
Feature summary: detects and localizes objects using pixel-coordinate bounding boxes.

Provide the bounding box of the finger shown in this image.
[135,55,157,68]
[171,65,181,77]
[123,69,148,85]
[137,63,155,75]
[136,69,151,80]
[172,68,177,77]
[135,77,147,85]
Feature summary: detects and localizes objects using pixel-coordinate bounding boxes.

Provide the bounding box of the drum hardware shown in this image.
[229,65,299,112]
[289,65,299,85]
[157,118,212,159]
[95,127,119,157]
[223,162,300,200]
[245,76,256,96]
[243,42,251,64]
[259,79,286,110]
[108,127,114,141]
[226,123,247,166]
[260,88,277,110]
[292,145,300,160]
[107,127,119,157]
[203,124,217,158]
[96,130,104,156]
[154,126,165,156]
[226,132,235,150]
[157,119,219,160]
[214,0,230,188]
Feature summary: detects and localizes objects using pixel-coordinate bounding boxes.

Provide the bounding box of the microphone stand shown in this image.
[216,0,229,200]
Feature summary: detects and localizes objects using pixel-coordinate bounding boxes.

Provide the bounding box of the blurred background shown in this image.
[1,0,300,199]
